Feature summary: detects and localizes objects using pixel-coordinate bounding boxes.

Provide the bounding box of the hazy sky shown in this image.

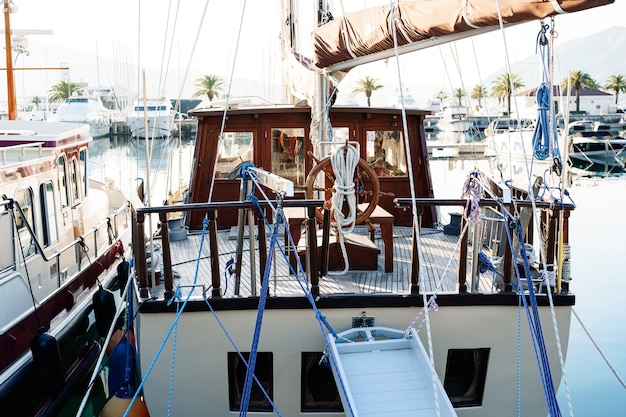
[5,0,625,105]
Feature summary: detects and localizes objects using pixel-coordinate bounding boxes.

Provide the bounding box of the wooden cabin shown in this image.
[186,105,437,229]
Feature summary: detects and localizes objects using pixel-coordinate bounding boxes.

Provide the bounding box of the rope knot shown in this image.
[462,171,482,224]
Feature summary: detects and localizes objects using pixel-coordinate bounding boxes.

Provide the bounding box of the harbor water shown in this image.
[83,134,626,417]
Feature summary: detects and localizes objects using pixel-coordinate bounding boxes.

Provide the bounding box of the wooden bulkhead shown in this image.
[186,105,436,229]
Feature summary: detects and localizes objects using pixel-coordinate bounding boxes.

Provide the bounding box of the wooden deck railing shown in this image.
[133,200,324,300]
[395,180,575,294]
[132,188,574,300]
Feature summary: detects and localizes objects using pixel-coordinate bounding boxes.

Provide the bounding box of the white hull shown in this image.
[126,98,177,139]
[134,301,570,417]
[49,96,112,138]
[439,119,472,132]
[126,115,177,139]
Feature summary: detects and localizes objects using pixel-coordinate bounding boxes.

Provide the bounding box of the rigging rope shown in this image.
[405,170,481,337]
[475,173,568,417]
[213,161,351,416]
[239,209,281,416]
[123,216,209,417]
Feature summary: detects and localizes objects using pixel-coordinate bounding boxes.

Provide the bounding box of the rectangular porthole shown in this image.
[301,352,343,412]
[443,348,490,407]
[228,352,273,412]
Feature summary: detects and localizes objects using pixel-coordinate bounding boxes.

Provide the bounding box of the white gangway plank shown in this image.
[326,327,458,417]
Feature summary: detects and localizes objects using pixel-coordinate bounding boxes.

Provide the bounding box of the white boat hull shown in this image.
[133,300,571,417]
[127,115,177,139]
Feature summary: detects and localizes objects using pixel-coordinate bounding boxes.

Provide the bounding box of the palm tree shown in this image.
[352,76,383,107]
[31,96,41,110]
[452,88,465,107]
[435,90,448,103]
[192,74,225,104]
[491,73,524,115]
[561,71,596,113]
[604,74,626,105]
[48,80,83,103]
[470,85,488,109]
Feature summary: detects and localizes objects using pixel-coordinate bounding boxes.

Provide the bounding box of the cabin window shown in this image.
[0,209,15,270]
[228,352,273,412]
[271,128,305,187]
[69,157,81,202]
[366,130,407,177]
[14,187,36,257]
[443,348,490,407]
[58,155,69,208]
[40,181,58,246]
[79,148,88,197]
[216,132,253,178]
[301,352,342,412]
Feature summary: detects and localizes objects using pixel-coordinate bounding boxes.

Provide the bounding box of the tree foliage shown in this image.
[352,76,383,107]
[561,70,597,112]
[604,74,626,105]
[491,73,524,114]
[192,74,225,103]
[48,80,83,103]
[470,85,488,109]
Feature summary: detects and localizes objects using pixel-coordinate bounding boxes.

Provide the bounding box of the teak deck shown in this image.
[142,222,495,301]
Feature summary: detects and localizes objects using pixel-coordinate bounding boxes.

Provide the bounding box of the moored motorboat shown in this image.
[125,97,177,139]
[48,96,113,139]
[0,120,135,416]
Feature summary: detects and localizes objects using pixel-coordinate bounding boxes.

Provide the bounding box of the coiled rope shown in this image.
[532,24,562,167]
[329,144,359,274]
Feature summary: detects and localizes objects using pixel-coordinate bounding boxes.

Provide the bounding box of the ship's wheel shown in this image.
[305,151,380,224]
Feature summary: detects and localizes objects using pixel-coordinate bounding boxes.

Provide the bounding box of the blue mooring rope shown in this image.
[498,204,562,417]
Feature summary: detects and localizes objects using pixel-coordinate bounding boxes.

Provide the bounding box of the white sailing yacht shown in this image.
[80,1,615,417]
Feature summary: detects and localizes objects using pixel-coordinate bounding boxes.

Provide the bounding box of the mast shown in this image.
[3,0,16,119]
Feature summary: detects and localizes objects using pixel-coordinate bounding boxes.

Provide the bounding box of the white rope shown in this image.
[572,308,626,390]
[329,145,359,275]
[423,293,441,417]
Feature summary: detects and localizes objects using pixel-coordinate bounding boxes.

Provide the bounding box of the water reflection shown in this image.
[89,134,195,205]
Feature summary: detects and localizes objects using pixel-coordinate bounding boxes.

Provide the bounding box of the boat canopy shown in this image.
[312,0,614,71]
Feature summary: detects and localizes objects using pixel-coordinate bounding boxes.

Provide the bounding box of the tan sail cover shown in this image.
[312,0,614,70]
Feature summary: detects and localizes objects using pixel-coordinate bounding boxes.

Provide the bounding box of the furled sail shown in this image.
[312,0,614,71]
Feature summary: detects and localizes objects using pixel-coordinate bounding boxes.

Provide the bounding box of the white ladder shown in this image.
[326,326,458,417]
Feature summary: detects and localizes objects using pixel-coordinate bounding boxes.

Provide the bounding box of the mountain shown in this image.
[492,26,626,91]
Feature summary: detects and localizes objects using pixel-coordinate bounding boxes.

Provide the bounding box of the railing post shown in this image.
[560,208,571,292]
[93,227,98,258]
[458,214,468,293]
[320,209,330,277]
[500,204,513,292]
[546,209,558,293]
[409,222,420,295]
[257,210,268,296]
[307,206,319,297]
[135,210,149,299]
[159,212,174,301]
[209,209,221,298]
